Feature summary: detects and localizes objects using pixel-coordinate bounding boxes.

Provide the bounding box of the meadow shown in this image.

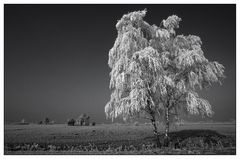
[4,122,236,155]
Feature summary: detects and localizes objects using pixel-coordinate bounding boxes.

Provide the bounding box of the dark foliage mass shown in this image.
[67,119,76,126]
[44,118,50,125]
[158,130,234,149]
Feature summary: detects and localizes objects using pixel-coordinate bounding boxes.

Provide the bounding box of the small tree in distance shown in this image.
[44,117,50,125]
[67,119,76,126]
[105,10,225,147]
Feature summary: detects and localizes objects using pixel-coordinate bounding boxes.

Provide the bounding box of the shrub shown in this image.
[44,118,50,125]
[67,119,75,126]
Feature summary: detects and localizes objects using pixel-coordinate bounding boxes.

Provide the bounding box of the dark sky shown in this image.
[4,4,236,123]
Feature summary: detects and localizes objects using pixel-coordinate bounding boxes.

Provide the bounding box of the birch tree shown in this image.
[105,10,225,147]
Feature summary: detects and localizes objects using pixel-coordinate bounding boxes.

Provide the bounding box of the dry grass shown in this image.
[4,122,236,155]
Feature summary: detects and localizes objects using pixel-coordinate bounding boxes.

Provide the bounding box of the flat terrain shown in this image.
[4,122,236,155]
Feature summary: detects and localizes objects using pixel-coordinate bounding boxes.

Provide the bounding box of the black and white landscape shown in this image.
[4,4,236,155]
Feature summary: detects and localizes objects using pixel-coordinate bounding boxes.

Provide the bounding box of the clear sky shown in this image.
[4,4,236,123]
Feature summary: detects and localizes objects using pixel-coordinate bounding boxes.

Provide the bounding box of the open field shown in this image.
[4,122,236,155]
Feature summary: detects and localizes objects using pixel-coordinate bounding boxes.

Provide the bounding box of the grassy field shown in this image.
[4,122,236,155]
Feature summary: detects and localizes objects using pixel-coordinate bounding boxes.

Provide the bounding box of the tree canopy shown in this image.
[105,10,225,125]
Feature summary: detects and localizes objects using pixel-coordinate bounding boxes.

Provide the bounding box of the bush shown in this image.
[67,119,75,126]
[44,118,50,125]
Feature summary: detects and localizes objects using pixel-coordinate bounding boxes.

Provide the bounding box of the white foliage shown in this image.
[186,92,213,117]
[163,75,175,87]
[105,10,225,122]
[175,48,207,69]
[156,29,170,39]
[176,79,186,93]
[116,9,147,31]
[132,46,162,72]
[186,92,200,115]
[160,51,170,68]
[162,15,182,35]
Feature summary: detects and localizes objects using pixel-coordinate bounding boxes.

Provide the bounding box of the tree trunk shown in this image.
[164,106,170,147]
[150,115,161,148]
